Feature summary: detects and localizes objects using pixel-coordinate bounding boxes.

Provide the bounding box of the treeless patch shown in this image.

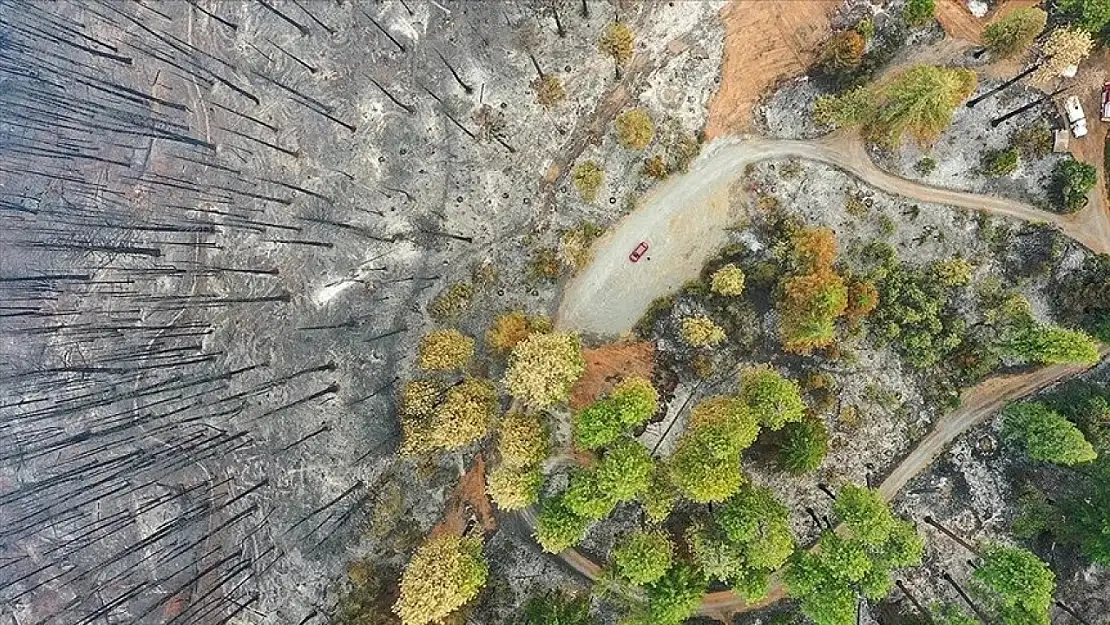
[569,340,654,410]
[935,0,983,43]
[704,0,839,139]
[430,455,497,538]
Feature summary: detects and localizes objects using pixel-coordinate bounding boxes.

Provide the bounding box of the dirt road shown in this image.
[556,132,1108,336]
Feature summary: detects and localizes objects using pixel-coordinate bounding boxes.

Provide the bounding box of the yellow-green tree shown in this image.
[428,378,499,451]
[572,160,604,202]
[393,534,489,625]
[1032,27,1094,85]
[498,412,549,468]
[816,65,977,146]
[418,329,474,371]
[615,109,655,150]
[486,465,544,510]
[504,332,586,408]
[710,264,746,296]
[680,315,726,348]
[599,22,634,74]
[486,311,550,353]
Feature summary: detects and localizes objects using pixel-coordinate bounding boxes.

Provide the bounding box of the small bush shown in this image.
[572,160,604,202]
[615,109,655,150]
[1012,122,1053,159]
[981,147,1020,177]
[417,329,474,371]
[643,155,669,179]
[915,157,937,175]
[679,315,726,348]
[903,0,935,27]
[486,311,550,353]
[710,263,746,296]
[778,418,829,473]
[428,282,474,320]
[531,74,566,108]
[528,247,561,282]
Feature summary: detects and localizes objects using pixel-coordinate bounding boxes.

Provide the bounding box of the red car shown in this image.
[628,241,649,262]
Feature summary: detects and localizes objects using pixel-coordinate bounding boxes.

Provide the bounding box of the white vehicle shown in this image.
[1101,83,1109,122]
[1065,95,1088,138]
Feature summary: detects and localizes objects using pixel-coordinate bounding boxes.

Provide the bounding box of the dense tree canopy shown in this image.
[504,332,586,408]
[498,412,549,469]
[1054,0,1110,33]
[393,534,489,625]
[670,396,762,503]
[972,544,1056,625]
[778,227,849,353]
[486,311,550,353]
[983,7,1047,58]
[486,466,544,511]
[1033,28,1094,84]
[688,485,796,601]
[637,563,707,625]
[1003,323,1100,365]
[785,484,924,625]
[573,376,659,449]
[400,378,499,454]
[612,530,674,585]
[1002,402,1097,465]
[816,65,977,146]
[738,366,806,430]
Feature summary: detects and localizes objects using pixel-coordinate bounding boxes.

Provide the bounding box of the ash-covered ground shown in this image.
[0,1,724,624]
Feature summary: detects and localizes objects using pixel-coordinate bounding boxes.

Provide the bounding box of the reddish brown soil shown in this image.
[568,340,655,410]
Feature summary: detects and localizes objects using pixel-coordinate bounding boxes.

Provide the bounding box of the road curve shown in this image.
[556,132,1107,336]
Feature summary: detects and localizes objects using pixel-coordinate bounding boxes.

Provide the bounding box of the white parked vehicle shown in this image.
[1101,83,1110,122]
[1065,95,1088,138]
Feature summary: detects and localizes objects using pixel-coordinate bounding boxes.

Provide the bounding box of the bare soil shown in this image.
[568,340,655,410]
[703,0,839,139]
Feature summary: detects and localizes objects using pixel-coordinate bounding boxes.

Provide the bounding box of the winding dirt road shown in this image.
[533,132,1110,619]
[556,132,1109,336]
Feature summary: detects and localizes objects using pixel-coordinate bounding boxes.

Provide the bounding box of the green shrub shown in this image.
[980,147,1020,177]
[573,160,604,202]
[903,0,935,27]
[615,109,655,150]
[778,418,829,474]
[1052,158,1097,213]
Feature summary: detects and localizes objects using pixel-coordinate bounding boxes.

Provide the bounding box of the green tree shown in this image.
[505,332,586,408]
[1004,324,1100,365]
[1052,158,1097,213]
[535,495,590,553]
[564,471,617,520]
[710,263,746,296]
[903,0,936,27]
[669,435,745,503]
[418,329,475,371]
[1060,457,1110,564]
[1002,402,1097,465]
[522,591,595,625]
[595,438,654,500]
[779,418,829,474]
[738,366,806,430]
[688,396,761,450]
[393,534,489,625]
[612,530,674,585]
[816,65,977,146]
[982,7,1048,58]
[781,270,848,352]
[639,564,707,625]
[1055,0,1110,33]
[972,544,1055,625]
[573,376,659,449]
[835,484,895,546]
